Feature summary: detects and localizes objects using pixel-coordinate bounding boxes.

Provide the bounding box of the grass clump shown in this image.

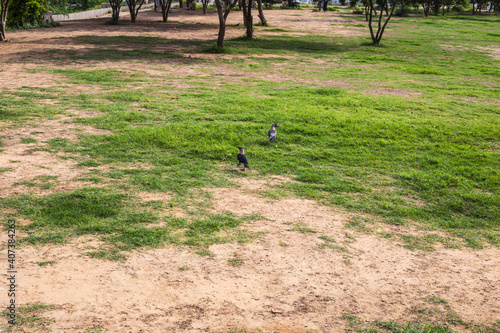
[343,294,500,332]
[1,302,57,331]
[0,188,258,260]
[35,261,57,267]
[292,223,317,234]
[228,254,244,267]
[316,235,348,252]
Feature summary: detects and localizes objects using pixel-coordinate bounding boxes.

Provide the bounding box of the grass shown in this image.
[0,11,499,255]
[1,302,57,332]
[343,295,500,332]
[14,175,59,190]
[228,255,244,267]
[292,223,317,234]
[35,260,57,267]
[316,234,348,252]
[0,187,258,259]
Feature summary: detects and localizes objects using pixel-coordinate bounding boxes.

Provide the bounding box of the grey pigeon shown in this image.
[268,124,278,142]
[237,147,249,169]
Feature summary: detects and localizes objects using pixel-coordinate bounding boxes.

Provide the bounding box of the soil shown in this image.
[0,8,499,333]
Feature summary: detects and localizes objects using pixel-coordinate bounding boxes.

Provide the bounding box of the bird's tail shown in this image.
[244,163,249,168]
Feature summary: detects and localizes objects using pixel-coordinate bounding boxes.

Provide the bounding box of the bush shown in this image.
[280,1,301,9]
[48,0,102,14]
[395,6,410,16]
[452,4,464,12]
[352,6,363,13]
[7,0,48,29]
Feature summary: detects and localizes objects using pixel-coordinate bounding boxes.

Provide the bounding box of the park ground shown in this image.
[0,6,499,333]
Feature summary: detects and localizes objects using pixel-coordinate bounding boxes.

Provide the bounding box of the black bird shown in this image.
[237,147,249,169]
[268,124,278,142]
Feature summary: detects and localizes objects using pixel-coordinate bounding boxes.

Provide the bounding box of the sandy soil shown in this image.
[0,8,499,333]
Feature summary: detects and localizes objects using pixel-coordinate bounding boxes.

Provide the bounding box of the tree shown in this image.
[126,0,145,22]
[420,0,431,15]
[213,0,238,48]
[368,0,399,44]
[240,0,253,38]
[256,0,267,25]
[186,0,195,9]
[158,0,173,21]
[201,0,209,13]
[0,0,12,41]
[108,0,122,22]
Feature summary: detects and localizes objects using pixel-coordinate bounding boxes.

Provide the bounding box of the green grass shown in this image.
[343,314,456,333]
[1,302,57,331]
[343,294,500,332]
[35,260,57,267]
[228,255,244,267]
[292,223,317,234]
[20,137,38,144]
[14,175,59,190]
[316,234,348,252]
[0,11,499,253]
[0,187,259,259]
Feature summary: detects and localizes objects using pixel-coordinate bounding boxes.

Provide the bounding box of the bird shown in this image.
[268,123,278,142]
[237,147,249,170]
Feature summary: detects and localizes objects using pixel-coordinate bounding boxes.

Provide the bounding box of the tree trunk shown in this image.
[214,0,226,48]
[257,0,267,25]
[160,0,173,21]
[126,0,145,22]
[0,21,6,42]
[0,0,9,42]
[202,0,209,13]
[368,0,398,44]
[179,0,183,8]
[214,0,238,48]
[241,0,253,38]
[110,2,121,22]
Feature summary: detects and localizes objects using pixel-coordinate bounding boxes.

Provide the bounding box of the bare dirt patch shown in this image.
[2,185,499,332]
[0,117,112,197]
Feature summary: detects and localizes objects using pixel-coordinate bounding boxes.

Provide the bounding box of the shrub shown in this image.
[395,6,410,16]
[352,6,364,13]
[7,0,48,29]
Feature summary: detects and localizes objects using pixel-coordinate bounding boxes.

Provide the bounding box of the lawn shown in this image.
[0,7,499,332]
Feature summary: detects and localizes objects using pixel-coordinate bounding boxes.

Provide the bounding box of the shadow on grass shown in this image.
[220,35,353,55]
[22,33,355,64]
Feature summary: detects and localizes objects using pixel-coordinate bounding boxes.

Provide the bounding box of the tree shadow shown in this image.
[7,8,361,66]
[221,34,354,55]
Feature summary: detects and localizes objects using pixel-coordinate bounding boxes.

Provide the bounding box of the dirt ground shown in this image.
[0,8,499,333]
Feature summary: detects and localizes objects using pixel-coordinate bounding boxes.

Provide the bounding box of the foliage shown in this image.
[6,0,47,29]
[48,0,102,15]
